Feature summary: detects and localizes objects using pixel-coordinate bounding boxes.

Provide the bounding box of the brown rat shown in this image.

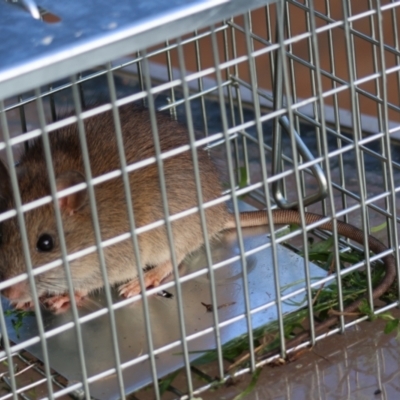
[0,105,396,336]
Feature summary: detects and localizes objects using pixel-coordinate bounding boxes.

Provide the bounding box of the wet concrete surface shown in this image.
[196,310,400,400]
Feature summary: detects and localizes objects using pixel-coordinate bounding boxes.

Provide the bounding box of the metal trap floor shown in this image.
[1,206,325,399]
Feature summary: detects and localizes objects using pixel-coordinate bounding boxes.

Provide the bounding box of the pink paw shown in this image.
[118,261,172,298]
[118,273,162,298]
[118,279,146,298]
[40,292,87,314]
[13,301,34,311]
[118,263,173,298]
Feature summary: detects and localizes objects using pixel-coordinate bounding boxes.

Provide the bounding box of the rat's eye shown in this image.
[36,234,54,252]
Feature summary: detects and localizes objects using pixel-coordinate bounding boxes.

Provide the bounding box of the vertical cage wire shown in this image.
[105,64,163,400]
[176,38,227,380]
[307,0,343,336]
[376,0,400,314]
[70,77,127,398]
[143,49,196,397]
[274,0,319,345]
[34,89,92,399]
[211,22,259,371]
[0,101,55,397]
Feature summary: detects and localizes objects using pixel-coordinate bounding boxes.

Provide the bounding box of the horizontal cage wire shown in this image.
[0,0,399,399]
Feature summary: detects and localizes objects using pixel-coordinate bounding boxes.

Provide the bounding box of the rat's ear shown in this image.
[56,171,86,215]
[0,159,12,210]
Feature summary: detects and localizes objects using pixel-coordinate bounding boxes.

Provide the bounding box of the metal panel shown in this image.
[0,0,275,100]
[3,222,326,399]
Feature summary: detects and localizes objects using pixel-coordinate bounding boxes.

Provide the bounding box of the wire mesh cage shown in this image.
[0,0,399,399]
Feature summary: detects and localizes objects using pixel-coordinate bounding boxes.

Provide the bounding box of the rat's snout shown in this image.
[2,281,30,302]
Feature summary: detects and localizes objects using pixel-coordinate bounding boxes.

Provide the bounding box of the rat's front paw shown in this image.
[118,279,145,298]
[40,292,87,314]
[118,262,173,298]
[13,301,34,311]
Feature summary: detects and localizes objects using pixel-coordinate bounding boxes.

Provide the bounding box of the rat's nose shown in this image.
[2,281,29,301]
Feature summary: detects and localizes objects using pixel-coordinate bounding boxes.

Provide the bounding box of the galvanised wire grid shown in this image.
[0,0,399,399]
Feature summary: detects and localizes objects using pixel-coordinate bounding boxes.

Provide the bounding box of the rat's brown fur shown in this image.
[0,105,227,307]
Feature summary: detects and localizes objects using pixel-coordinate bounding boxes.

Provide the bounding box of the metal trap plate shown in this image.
[1,213,326,399]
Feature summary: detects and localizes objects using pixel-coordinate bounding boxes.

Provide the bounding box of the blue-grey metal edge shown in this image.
[0,0,276,100]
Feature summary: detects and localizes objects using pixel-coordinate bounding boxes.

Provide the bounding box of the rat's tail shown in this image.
[225,209,396,345]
